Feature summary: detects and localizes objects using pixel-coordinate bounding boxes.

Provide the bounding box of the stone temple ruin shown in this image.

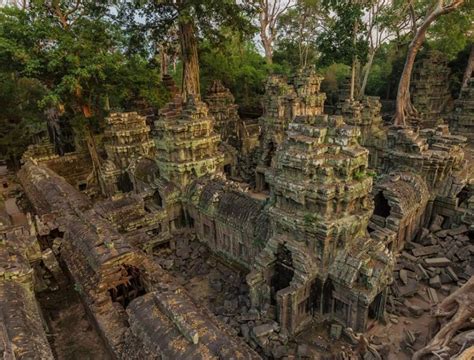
[410,50,453,128]
[450,76,474,141]
[2,66,473,359]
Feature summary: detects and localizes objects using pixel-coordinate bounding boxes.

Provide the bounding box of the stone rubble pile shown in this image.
[386,222,472,355]
[390,222,472,304]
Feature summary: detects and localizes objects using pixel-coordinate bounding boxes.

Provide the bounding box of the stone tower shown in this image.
[205,80,240,148]
[336,97,386,169]
[248,114,394,335]
[103,112,155,169]
[256,67,326,191]
[450,76,474,141]
[410,50,452,127]
[100,112,155,195]
[154,95,224,189]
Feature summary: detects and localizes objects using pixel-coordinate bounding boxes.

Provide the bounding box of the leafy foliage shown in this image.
[199,34,284,110]
[0,3,169,159]
[317,0,369,67]
[0,72,46,164]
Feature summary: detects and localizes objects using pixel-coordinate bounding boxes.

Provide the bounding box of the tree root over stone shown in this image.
[413,276,474,360]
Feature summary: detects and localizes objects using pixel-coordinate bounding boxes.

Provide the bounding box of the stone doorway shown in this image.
[322,279,334,314]
[373,191,391,218]
[262,141,276,168]
[117,172,133,193]
[270,243,294,304]
[368,291,384,320]
[309,278,323,315]
[153,190,163,208]
[457,186,469,207]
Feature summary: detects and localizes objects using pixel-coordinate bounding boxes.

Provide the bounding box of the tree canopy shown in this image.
[0,0,472,163]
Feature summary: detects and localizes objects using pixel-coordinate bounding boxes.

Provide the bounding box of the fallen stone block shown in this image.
[448,225,467,236]
[404,300,424,317]
[424,257,451,267]
[240,324,250,341]
[416,228,429,243]
[405,329,416,345]
[429,275,441,289]
[253,323,275,338]
[402,251,418,263]
[412,245,441,257]
[440,273,453,284]
[399,269,409,285]
[440,285,451,296]
[398,279,419,297]
[416,264,429,280]
[427,287,439,303]
[435,229,449,238]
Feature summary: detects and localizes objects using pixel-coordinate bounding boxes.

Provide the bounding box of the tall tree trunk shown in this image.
[179,20,200,100]
[160,43,169,80]
[394,0,465,126]
[262,37,273,64]
[460,44,474,96]
[350,20,358,100]
[360,50,375,98]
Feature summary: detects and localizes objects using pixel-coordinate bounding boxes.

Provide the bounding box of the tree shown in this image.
[393,0,465,126]
[199,32,277,110]
[275,0,326,69]
[318,0,369,100]
[119,0,255,100]
[460,44,474,94]
[0,3,167,158]
[427,1,474,60]
[0,72,46,167]
[249,0,294,64]
[359,0,411,97]
[412,276,474,359]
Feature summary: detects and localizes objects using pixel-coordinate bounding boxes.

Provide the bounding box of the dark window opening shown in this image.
[2,182,8,189]
[176,210,186,229]
[368,292,384,320]
[264,142,275,167]
[188,215,194,228]
[108,265,146,308]
[457,186,469,207]
[373,191,391,218]
[78,183,87,191]
[298,299,308,315]
[38,228,64,251]
[256,172,269,192]
[153,191,163,208]
[147,225,161,236]
[322,279,334,314]
[117,172,133,193]
[468,230,474,241]
[224,164,232,176]
[387,241,393,251]
[270,243,294,304]
[308,278,323,314]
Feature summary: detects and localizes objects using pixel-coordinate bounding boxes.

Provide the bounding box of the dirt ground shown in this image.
[37,276,111,360]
